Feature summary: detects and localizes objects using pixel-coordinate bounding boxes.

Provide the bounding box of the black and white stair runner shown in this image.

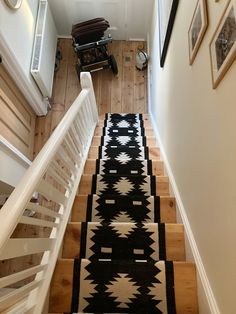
[101,135,147,148]
[86,194,160,223]
[80,222,166,261]
[95,159,153,175]
[71,113,176,313]
[91,174,156,196]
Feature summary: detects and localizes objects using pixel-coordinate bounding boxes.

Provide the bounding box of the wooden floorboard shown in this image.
[34,39,147,156]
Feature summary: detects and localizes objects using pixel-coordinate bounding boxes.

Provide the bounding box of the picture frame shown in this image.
[210,0,236,88]
[158,0,179,67]
[4,0,22,10]
[188,0,208,65]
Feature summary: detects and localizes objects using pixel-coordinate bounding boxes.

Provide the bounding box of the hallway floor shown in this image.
[34,39,147,157]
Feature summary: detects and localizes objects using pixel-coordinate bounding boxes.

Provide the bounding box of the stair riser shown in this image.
[78,175,169,196]
[88,145,160,160]
[84,159,164,176]
[94,127,155,137]
[91,135,157,147]
[71,195,176,224]
[62,223,186,261]
[97,117,152,129]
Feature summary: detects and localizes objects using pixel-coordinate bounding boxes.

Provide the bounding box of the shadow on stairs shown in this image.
[49,113,198,313]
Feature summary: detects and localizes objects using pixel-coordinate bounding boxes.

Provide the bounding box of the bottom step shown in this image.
[49,259,198,313]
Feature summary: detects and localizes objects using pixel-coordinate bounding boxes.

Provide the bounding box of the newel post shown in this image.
[80,72,99,122]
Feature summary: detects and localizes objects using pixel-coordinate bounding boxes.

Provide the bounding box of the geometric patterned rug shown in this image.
[71,113,176,313]
[80,222,166,261]
[95,159,153,175]
[91,175,156,196]
[100,135,147,148]
[72,259,176,313]
[86,194,161,223]
[103,126,145,137]
[104,118,144,129]
[98,145,149,160]
[105,113,143,123]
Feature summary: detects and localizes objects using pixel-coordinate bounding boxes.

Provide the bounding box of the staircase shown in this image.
[49,113,198,313]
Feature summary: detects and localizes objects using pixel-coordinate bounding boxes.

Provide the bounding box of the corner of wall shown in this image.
[146,32,152,115]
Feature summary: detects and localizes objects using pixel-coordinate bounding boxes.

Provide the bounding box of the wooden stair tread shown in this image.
[91,135,158,147]
[88,145,160,160]
[94,126,155,137]
[98,119,152,129]
[99,113,151,120]
[84,159,164,176]
[78,174,169,196]
[71,194,176,223]
[62,222,186,261]
[49,259,198,313]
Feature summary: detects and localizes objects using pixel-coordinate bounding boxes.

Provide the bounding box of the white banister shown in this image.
[0,72,98,313]
[19,216,58,228]
[0,238,55,260]
[26,202,62,218]
[0,265,46,289]
[0,280,42,311]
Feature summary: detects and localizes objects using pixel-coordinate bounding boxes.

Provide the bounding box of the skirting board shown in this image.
[57,35,72,39]
[57,35,146,42]
[148,112,220,314]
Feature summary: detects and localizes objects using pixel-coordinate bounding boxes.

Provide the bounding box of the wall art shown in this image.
[158,0,179,67]
[188,0,208,65]
[210,0,236,88]
[4,0,22,10]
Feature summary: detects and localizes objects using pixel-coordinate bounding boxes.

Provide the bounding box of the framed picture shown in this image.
[210,0,236,88]
[158,0,179,67]
[188,0,208,65]
[4,0,22,9]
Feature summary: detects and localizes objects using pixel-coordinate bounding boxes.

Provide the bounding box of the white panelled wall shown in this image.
[148,0,236,313]
[48,0,154,40]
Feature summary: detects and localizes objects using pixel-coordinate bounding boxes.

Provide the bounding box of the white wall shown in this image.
[149,0,236,313]
[0,0,47,115]
[48,0,153,40]
[0,137,31,188]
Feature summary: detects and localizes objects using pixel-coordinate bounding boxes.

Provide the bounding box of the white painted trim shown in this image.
[146,32,152,113]
[57,35,72,39]
[0,33,47,116]
[58,34,146,42]
[128,38,146,41]
[0,136,32,168]
[149,111,220,314]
